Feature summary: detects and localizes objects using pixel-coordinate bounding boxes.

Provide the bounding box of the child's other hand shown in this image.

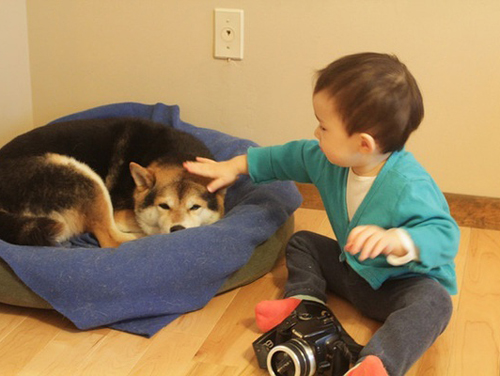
[183,156,246,193]
[345,226,407,261]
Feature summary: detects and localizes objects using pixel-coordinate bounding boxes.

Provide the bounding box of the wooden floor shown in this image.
[0,207,499,375]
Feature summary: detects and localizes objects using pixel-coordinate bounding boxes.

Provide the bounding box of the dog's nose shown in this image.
[170,225,186,233]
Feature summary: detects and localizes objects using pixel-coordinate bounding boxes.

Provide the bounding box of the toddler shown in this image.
[184,52,460,376]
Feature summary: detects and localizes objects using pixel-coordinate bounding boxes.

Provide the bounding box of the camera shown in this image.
[253,300,362,376]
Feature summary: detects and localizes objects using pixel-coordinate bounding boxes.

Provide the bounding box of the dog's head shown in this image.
[130,162,225,235]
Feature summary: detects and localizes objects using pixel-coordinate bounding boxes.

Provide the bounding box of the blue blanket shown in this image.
[0,103,302,337]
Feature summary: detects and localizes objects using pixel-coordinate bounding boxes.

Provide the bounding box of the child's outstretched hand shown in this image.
[183,155,248,193]
[345,225,407,261]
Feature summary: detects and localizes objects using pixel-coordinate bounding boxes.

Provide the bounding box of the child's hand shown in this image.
[183,155,248,193]
[345,226,407,261]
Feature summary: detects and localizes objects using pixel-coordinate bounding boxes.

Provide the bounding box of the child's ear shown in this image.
[359,133,377,154]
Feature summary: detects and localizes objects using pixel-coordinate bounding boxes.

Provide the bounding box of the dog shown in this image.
[0,118,225,248]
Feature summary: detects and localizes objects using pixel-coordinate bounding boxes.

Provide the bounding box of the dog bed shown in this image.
[0,103,302,337]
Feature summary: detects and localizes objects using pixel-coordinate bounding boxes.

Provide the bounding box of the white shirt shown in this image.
[346,168,419,265]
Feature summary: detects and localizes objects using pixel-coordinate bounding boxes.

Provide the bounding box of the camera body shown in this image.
[253,300,362,376]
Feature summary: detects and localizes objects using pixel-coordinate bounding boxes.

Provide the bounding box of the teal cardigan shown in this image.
[248,140,460,294]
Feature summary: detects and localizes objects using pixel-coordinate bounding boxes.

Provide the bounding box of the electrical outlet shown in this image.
[214,9,244,60]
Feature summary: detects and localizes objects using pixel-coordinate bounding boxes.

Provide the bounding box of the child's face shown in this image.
[313,91,363,167]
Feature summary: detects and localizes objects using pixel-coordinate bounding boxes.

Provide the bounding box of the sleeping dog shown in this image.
[0,118,225,247]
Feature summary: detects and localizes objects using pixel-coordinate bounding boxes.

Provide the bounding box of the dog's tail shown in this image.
[0,211,63,246]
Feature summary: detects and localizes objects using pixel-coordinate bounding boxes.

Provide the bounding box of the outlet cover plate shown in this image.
[214,8,244,60]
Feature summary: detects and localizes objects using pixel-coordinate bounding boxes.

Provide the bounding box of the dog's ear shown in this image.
[130,162,155,190]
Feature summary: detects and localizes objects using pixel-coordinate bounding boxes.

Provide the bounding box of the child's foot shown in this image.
[344,355,388,376]
[254,297,301,332]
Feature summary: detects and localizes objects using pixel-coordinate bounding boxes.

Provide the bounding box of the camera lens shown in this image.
[267,338,316,376]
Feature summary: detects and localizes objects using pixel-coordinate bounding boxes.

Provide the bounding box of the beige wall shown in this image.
[23,1,500,198]
[0,1,33,145]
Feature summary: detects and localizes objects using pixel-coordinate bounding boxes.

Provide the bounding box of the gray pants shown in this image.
[284,231,453,376]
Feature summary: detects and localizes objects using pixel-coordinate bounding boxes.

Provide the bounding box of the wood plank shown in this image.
[0,305,32,343]
[71,329,151,376]
[184,362,240,376]
[293,207,329,233]
[193,277,286,373]
[447,229,500,376]
[128,291,239,376]
[0,310,71,375]
[127,330,206,376]
[17,328,111,376]
[164,289,239,337]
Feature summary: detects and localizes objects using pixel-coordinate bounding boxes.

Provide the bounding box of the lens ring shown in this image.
[267,338,316,376]
[290,339,316,376]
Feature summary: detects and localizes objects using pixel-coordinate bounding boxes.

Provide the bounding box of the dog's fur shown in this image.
[0,118,225,247]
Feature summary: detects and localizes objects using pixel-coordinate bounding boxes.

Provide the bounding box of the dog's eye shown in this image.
[159,203,170,210]
[190,205,201,211]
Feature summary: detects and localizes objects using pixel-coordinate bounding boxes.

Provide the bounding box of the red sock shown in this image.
[254,298,301,332]
[345,355,388,376]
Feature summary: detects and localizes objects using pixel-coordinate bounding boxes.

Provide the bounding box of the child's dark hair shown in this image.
[314,53,424,153]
